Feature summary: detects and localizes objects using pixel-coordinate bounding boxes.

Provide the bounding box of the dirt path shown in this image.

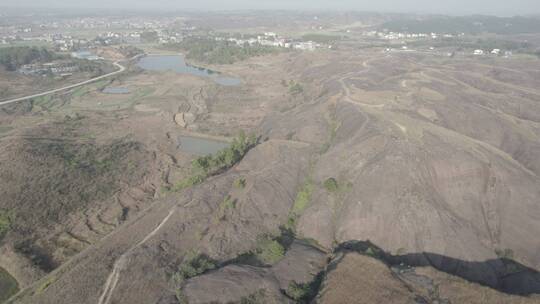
[338,78,386,109]
[97,206,177,304]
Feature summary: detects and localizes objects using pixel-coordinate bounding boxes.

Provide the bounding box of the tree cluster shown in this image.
[173,37,278,65]
[0,47,55,71]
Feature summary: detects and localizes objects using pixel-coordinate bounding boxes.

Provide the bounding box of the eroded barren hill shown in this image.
[2,45,540,303]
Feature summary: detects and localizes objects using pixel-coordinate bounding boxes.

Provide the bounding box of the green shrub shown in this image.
[286,132,295,140]
[396,247,407,255]
[291,180,313,216]
[255,236,285,265]
[171,174,206,192]
[285,272,325,303]
[234,177,246,189]
[286,281,311,301]
[222,195,236,209]
[323,178,339,192]
[240,289,268,304]
[172,131,258,192]
[285,179,314,231]
[218,195,237,220]
[173,251,216,285]
[175,289,188,304]
[288,81,304,95]
[0,210,13,240]
[495,248,514,259]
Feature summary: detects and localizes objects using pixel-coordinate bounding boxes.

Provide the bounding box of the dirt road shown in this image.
[97,206,177,304]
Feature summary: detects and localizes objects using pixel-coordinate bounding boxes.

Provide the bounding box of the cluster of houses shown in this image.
[384,45,514,59]
[0,15,187,50]
[363,30,463,40]
[2,29,184,51]
[18,61,79,77]
[52,34,90,52]
[0,36,14,45]
[473,49,513,57]
[0,33,91,52]
[216,32,323,51]
[92,29,184,45]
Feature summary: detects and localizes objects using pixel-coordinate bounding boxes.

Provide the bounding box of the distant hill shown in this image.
[379,15,540,34]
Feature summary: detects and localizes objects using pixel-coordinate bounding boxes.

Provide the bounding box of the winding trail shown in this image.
[97,206,177,304]
[338,77,385,109]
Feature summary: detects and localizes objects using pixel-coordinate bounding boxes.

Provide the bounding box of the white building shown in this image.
[294,41,315,51]
[71,50,101,60]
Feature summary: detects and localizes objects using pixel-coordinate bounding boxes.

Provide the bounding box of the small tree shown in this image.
[234,177,247,189]
[255,236,285,264]
[286,281,311,302]
[0,210,12,240]
[173,252,216,286]
[323,178,339,192]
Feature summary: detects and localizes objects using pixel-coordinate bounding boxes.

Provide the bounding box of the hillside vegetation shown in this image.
[169,37,279,64]
[170,131,258,192]
[0,47,56,71]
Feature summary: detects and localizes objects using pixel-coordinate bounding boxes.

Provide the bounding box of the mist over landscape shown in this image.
[2,0,540,15]
[0,1,540,304]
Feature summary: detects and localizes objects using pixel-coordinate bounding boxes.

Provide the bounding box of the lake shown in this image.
[137,55,241,86]
[177,135,229,156]
[0,267,18,303]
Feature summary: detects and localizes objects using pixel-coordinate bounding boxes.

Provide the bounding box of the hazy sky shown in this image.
[1,0,539,16]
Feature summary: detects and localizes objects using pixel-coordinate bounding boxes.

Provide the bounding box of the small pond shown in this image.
[137,55,241,86]
[102,87,131,94]
[0,267,18,303]
[177,135,229,156]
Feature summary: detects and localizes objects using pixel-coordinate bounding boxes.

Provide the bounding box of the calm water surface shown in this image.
[137,55,241,86]
[177,136,228,156]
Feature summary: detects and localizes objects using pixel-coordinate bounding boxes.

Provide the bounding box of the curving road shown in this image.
[0,55,142,107]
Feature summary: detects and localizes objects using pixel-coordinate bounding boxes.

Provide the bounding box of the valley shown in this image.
[0,10,539,304]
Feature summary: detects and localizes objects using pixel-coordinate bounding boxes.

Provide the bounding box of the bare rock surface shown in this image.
[271,241,327,290]
[183,265,287,304]
[319,252,540,304]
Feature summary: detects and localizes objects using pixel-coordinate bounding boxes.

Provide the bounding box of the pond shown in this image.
[177,135,229,156]
[102,87,131,94]
[137,55,241,86]
[0,267,18,303]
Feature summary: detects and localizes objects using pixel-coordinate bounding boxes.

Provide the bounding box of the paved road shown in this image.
[0,57,136,106]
